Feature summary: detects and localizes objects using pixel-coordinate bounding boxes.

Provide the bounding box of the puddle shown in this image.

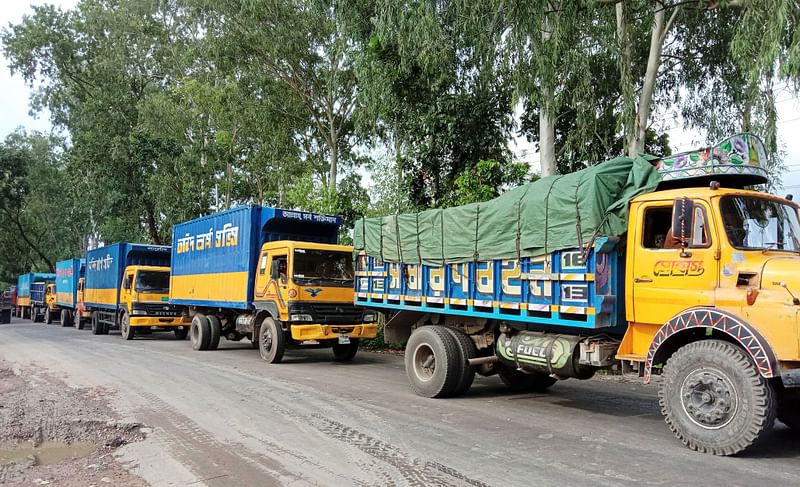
[0,440,95,466]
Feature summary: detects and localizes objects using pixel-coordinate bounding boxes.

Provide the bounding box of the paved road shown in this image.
[1,318,799,486]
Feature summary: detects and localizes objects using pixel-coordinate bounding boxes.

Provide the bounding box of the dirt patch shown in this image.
[0,361,146,486]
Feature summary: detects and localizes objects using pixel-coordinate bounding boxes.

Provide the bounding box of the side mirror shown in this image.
[671,197,695,256]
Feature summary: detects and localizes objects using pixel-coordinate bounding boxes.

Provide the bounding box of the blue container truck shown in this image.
[55,258,84,327]
[170,205,377,361]
[85,243,186,338]
[17,273,55,321]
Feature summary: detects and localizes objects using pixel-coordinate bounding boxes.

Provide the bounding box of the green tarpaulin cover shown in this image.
[354,155,662,265]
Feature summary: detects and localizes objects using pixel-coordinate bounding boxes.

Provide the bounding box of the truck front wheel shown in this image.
[120,313,135,340]
[659,339,776,455]
[405,326,463,398]
[190,314,211,350]
[258,317,285,363]
[332,338,360,362]
[74,312,83,330]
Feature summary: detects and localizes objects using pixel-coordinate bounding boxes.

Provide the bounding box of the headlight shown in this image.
[363,312,377,323]
[290,313,314,322]
[131,309,146,315]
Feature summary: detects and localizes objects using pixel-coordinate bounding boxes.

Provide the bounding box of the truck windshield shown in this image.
[135,271,170,294]
[293,249,354,286]
[720,196,800,252]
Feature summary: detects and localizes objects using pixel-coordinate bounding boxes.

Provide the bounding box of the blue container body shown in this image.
[170,206,341,310]
[56,258,85,308]
[85,243,171,310]
[355,237,626,331]
[17,273,56,299]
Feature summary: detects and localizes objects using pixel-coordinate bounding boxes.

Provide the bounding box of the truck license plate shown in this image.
[338,335,350,345]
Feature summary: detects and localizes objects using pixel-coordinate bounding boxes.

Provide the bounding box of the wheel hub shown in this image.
[681,368,738,429]
[262,329,273,351]
[412,344,435,382]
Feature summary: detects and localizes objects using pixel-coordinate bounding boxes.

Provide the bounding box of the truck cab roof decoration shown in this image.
[654,133,769,187]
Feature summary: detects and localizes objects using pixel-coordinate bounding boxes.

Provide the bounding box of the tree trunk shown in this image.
[328,135,338,192]
[629,7,668,157]
[143,202,162,245]
[539,107,556,176]
[3,209,54,272]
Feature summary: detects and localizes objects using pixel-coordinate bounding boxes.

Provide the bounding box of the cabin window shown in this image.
[642,206,673,249]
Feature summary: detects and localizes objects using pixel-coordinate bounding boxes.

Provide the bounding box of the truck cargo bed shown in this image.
[356,237,625,330]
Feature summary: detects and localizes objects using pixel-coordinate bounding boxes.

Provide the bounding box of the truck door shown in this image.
[254,248,288,312]
[120,272,134,312]
[631,199,718,325]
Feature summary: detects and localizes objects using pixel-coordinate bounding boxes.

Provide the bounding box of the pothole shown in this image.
[0,440,96,466]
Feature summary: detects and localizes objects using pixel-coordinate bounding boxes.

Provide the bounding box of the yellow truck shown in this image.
[84,243,188,339]
[354,134,800,455]
[169,206,378,361]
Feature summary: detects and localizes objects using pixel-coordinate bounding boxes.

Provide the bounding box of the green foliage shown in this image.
[0,0,797,289]
[454,160,531,205]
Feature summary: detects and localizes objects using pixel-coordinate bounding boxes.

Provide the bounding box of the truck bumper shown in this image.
[290,323,378,341]
[130,316,189,328]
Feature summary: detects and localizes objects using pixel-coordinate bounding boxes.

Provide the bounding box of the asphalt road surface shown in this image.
[1,317,799,487]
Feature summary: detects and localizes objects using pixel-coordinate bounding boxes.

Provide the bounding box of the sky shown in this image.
[2,1,799,191]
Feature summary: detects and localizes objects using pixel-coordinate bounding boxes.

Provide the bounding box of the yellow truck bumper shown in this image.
[290,323,378,341]
[130,316,189,327]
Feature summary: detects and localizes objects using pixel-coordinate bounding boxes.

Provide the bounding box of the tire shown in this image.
[659,339,777,456]
[190,314,211,351]
[258,317,285,363]
[61,309,72,327]
[45,308,53,324]
[91,312,103,335]
[443,328,477,396]
[120,313,135,340]
[332,338,360,362]
[498,366,557,392]
[405,326,463,398]
[74,312,84,330]
[207,315,221,350]
[174,327,189,340]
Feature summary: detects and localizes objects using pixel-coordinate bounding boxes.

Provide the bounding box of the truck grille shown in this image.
[133,303,182,317]
[289,302,363,324]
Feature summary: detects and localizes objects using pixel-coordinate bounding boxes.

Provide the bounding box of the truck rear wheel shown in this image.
[444,328,477,396]
[61,309,72,327]
[332,338,360,362]
[258,317,285,363]
[190,314,211,350]
[91,312,104,335]
[120,313,135,340]
[207,315,221,350]
[405,326,463,398]
[660,339,776,456]
[498,366,557,392]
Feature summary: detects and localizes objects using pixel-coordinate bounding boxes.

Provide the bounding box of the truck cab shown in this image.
[118,265,186,340]
[30,278,58,324]
[252,241,378,361]
[620,187,800,370]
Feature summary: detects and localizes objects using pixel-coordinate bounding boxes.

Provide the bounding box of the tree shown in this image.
[197,0,362,192]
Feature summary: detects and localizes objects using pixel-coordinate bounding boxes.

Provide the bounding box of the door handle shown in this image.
[634,277,653,283]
